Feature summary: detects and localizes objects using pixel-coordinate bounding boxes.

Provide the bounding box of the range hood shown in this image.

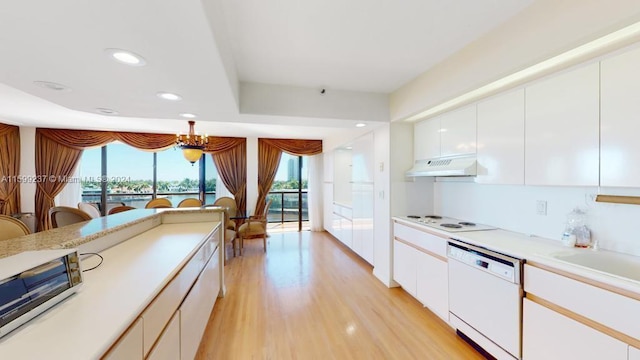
[406,155,477,177]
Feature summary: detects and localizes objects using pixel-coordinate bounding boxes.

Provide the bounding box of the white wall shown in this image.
[19,126,35,213]
[246,137,258,215]
[432,181,640,257]
[241,82,389,123]
[391,0,640,121]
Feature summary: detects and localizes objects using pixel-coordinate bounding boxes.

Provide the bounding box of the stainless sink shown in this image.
[550,250,640,282]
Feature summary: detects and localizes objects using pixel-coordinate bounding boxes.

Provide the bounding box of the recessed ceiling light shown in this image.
[105,48,146,66]
[33,81,71,92]
[345,146,353,150]
[157,92,182,101]
[180,113,197,118]
[355,123,366,127]
[95,108,119,116]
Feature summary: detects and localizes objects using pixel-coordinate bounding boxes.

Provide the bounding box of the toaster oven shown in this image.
[0,249,83,338]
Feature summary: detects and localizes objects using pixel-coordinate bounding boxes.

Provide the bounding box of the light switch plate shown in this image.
[536,200,547,216]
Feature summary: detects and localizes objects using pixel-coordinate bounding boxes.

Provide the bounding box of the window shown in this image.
[157,147,200,206]
[77,143,218,212]
[268,153,308,229]
[106,142,153,208]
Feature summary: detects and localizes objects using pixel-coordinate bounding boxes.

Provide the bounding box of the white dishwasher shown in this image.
[447,239,524,360]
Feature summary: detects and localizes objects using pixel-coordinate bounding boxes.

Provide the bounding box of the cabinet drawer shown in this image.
[394,222,447,258]
[523,298,627,360]
[524,264,640,341]
[141,236,216,356]
[180,247,221,360]
[103,317,143,360]
[147,311,180,360]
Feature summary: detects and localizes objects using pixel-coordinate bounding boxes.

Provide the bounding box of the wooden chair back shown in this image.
[49,206,92,228]
[177,198,202,208]
[108,206,137,215]
[145,198,173,209]
[78,202,101,218]
[0,215,30,240]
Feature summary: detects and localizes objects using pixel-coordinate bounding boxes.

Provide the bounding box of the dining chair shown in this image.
[237,199,272,254]
[177,198,202,208]
[144,198,173,209]
[49,206,92,228]
[0,214,31,240]
[211,197,238,231]
[78,202,102,218]
[108,205,137,215]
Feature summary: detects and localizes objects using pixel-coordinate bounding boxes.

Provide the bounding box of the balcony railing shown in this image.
[266,190,308,223]
[81,189,308,224]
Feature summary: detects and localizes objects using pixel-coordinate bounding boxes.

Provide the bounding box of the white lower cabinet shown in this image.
[415,251,448,321]
[147,312,180,360]
[393,222,449,322]
[180,247,221,360]
[630,346,640,360]
[104,317,144,360]
[523,299,627,360]
[393,240,417,296]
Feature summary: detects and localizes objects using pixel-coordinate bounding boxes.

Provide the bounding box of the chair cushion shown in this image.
[238,222,266,237]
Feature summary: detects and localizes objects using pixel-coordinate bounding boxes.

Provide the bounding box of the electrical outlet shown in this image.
[536,200,547,216]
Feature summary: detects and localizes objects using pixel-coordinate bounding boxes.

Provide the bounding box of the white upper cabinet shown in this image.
[476,89,525,184]
[601,46,640,187]
[414,117,440,161]
[439,105,477,157]
[525,63,600,186]
[352,133,375,183]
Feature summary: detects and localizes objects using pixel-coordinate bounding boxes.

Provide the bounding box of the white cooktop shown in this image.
[400,215,497,233]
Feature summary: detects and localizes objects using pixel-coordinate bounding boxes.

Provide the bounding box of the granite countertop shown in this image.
[0,208,225,259]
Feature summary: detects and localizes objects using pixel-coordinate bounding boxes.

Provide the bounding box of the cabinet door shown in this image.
[352,132,374,183]
[414,118,440,160]
[393,240,416,296]
[601,46,640,187]
[523,299,627,360]
[630,346,640,360]
[525,63,600,186]
[476,89,525,184]
[416,252,448,321]
[440,105,477,157]
[147,312,180,360]
[180,248,220,360]
[103,317,143,360]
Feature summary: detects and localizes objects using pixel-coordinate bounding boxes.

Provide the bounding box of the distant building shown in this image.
[287,158,299,181]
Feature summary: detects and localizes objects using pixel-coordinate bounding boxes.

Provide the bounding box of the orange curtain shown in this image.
[209,137,246,214]
[255,138,323,214]
[259,138,322,156]
[34,128,181,231]
[0,124,20,215]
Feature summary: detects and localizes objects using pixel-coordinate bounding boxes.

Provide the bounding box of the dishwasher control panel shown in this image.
[448,241,521,283]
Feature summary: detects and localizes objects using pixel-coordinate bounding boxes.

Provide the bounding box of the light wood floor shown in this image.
[196,231,484,360]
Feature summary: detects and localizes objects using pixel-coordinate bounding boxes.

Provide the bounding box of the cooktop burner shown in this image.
[402,215,496,232]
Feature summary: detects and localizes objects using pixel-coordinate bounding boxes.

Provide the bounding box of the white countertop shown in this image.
[0,222,219,360]
[394,216,640,295]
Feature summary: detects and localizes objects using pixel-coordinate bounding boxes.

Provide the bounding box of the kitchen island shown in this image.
[0,208,225,360]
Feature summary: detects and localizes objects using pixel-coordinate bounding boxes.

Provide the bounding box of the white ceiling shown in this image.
[0,0,533,139]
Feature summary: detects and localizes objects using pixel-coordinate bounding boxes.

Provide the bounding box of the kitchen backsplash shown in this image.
[433,181,640,257]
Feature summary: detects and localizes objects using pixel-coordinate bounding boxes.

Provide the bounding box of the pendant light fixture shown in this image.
[176,121,208,164]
